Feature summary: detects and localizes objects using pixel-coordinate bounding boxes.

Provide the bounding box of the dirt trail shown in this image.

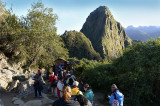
[93,92,105,106]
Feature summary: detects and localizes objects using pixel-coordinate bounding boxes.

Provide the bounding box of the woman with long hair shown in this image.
[53,86,80,106]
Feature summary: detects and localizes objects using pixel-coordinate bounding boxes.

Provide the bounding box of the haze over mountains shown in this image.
[125,26,160,41]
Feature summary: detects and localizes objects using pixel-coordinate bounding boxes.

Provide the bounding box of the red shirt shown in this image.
[49,75,58,84]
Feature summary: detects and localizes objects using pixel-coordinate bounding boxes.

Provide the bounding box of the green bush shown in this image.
[74,38,160,106]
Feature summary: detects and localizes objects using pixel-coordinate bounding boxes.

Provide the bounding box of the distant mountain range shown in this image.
[125,26,160,41]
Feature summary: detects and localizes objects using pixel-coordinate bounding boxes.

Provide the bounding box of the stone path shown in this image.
[0,91,105,106]
[0,92,17,106]
[93,92,105,106]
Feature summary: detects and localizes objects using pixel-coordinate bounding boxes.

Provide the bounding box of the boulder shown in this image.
[18,78,34,98]
[12,97,19,102]
[0,99,4,106]
[0,53,9,69]
[23,100,42,106]
[13,99,24,105]
[41,93,54,105]
[0,69,13,81]
[0,79,8,89]
[0,69,14,90]
[41,98,54,105]
[8,80,20,91]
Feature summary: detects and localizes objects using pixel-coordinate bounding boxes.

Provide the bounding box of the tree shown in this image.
[0,1,68,68]
[22,1,68,68]
[0,0,8,21]
[0,10,25,60]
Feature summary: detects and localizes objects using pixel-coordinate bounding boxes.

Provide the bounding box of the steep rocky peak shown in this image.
[81,6,132,61]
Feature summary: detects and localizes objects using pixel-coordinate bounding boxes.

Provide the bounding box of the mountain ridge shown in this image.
[125,25,160,41]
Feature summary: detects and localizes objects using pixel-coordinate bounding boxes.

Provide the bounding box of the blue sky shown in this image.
[2,0,160,34]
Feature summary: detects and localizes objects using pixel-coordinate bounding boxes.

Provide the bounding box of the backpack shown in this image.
[111,93,119,106]
[68,77,75,86]
[52,75,58,86]
[33,75,40,87]
[74,94,91,106]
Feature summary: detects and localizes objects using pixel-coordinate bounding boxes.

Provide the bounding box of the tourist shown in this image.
[57,77,64,98]
[70,67,74,75]
[80,79,87,92]
[83,84,94,104]
[71,81,83,96]
[49,72,58,97]
[52,86,80,106]
[109,84,124,106]
[33,70,45,98]
[66,75,75,87]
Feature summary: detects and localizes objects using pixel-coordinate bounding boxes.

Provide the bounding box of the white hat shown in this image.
[73,81,79,86]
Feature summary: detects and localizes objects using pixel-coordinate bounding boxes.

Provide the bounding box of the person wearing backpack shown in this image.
[109,84,124,106]
[71,81,83,96]
[83,84,94,104]
[49,72,59,97]
[33,70,45,98]
[66,75,75,87]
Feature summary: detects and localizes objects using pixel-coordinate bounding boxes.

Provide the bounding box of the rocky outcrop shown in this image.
[17,78,35,98]
[62,31,101,60]
[12,93,54,106]
[0,52,24,90]
[8,80,20,91]
[81,6,132,61]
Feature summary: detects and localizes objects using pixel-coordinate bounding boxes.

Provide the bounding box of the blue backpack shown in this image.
[111,93,119,106]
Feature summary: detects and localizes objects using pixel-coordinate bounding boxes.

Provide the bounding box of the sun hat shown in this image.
[111,84,118,90]
[73,81,79,86]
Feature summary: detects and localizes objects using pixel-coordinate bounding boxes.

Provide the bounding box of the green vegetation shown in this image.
[0,1,68,68]
[0,0,8,21]
[74,38,160,105]
[61,31,101,60]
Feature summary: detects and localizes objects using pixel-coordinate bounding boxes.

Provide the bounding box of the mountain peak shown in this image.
[96,6,108,11]
[81,6,132,60]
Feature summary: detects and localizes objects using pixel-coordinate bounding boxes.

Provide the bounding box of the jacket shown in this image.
[83,89,94,103]
[52,97,80,106]
[109,90,124,106]
[66,77,75,86]
[57,81,64,98]
[49,75,58,84]
[33,74,45,89]
[71,88,83,96]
